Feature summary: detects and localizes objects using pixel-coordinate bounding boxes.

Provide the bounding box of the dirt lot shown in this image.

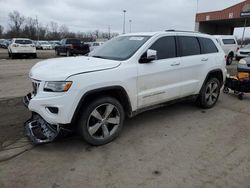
[0,49,250,188]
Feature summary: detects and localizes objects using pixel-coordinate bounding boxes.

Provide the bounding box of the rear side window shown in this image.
[15,40,32,44]
[199,37,218,54]
[222,39,236,45]
[178,36,201,56]
[149,36,176,60]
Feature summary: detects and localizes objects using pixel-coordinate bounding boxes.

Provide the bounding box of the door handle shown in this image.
[171,62,180,66]
[201,58,208,62]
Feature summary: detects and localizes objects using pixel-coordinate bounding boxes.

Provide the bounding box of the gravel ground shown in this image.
[0,49,249,188]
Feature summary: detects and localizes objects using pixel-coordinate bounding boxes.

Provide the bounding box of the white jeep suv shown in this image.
[24,31,226,145]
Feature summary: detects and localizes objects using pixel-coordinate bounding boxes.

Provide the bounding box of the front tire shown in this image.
[196,78,221,109]
[77,96,125,146]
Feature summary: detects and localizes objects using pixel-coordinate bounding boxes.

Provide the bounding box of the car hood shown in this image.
[29,56,121,81]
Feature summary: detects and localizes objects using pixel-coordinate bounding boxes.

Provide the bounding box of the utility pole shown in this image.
[123,10,127,34]
[241,19,247,47]
[36,15,39,41]
[108,25,111,39]
[129,20,132,33]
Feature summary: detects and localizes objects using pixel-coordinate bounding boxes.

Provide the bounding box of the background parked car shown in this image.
[55,38,90,56]
[236,44,250,60]
[0,39,12,48]
[214,35,238,65]
[49,41,61,49]
[8,38,37,59]
[88,42,105,51]
[35,41,53,50]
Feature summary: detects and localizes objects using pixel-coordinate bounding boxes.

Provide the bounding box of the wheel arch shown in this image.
[71,86,133,125]
[201,69,224,91]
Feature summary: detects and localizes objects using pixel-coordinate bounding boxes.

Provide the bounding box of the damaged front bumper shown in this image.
[23,93,72,144]
[24,114,60,144]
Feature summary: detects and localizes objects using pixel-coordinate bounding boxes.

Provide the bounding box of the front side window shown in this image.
[178,36,201,57]
[199,37,218,54]
[149,36,176,60]
[90,36,150,61]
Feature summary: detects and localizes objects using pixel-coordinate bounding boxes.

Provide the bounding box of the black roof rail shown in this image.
[165,29,201,33]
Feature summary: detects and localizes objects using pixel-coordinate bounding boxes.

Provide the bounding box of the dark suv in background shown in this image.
[55,38,90,56]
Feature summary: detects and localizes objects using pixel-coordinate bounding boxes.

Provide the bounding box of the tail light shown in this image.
[13,44,19,47]
[31,44,35,47]
[225,55,227,60]
[237,47,239,52]
[70,44,74,49]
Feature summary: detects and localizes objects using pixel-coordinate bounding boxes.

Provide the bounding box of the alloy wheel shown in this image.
[205,81,219,106]
[87,103,121,140]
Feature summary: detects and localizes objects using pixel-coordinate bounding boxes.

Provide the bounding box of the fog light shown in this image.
[46,107,59,114]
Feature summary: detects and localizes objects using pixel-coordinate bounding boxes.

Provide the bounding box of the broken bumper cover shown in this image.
[24,114,60,144]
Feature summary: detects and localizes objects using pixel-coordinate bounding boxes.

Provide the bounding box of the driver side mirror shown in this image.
[139,49,157,63]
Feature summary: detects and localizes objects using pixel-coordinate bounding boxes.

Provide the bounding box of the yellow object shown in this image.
[238,72,249,80]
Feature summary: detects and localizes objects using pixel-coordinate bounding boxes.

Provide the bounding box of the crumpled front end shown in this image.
[24,114,60,144]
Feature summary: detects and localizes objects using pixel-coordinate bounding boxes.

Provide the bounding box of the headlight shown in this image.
[44,81,72,92]
[238,59,247,65]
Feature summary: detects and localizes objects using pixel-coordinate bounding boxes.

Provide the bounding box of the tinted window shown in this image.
[222,39,236,45]
[199,37,218,54]
[15,40,32,44]
[149,36,176,60]
[178,36,201,56]
[66,39,81,45]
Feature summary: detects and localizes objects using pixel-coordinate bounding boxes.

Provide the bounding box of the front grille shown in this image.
[32,80,41,95]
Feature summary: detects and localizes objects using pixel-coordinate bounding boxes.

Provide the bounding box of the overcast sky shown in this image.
[0,0,248,37]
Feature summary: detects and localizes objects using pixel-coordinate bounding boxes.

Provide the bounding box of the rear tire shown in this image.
[196,78,221,109]
[77,96,125,146]
[56,50,60,56]
[226,54,233,65]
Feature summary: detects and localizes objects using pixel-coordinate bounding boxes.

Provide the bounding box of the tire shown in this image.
[66,50,71,57]
[10,53,15,59]
[33,53,37,58]
[77,96,125,146]
[226,55,233,65]
[56,50,60,56]
[196,78,221,109]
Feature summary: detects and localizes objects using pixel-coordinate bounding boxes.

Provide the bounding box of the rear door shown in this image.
[177,35,207,97]
[137,35,183,108]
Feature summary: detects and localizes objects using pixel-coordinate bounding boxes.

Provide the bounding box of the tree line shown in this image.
[0,10,119,42]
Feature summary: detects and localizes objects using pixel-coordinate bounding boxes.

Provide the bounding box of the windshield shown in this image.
[243,44,250,49]
[89,36,150,61]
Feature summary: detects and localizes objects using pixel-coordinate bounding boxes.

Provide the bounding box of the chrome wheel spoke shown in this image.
[89,123,102,135]
[91,109,102,121]
[106,117,120,125]
[103,104,114,119]
[211,83,218,92]
[102,124,110,138]
[205,93,210,100]
[212,93,218,98]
